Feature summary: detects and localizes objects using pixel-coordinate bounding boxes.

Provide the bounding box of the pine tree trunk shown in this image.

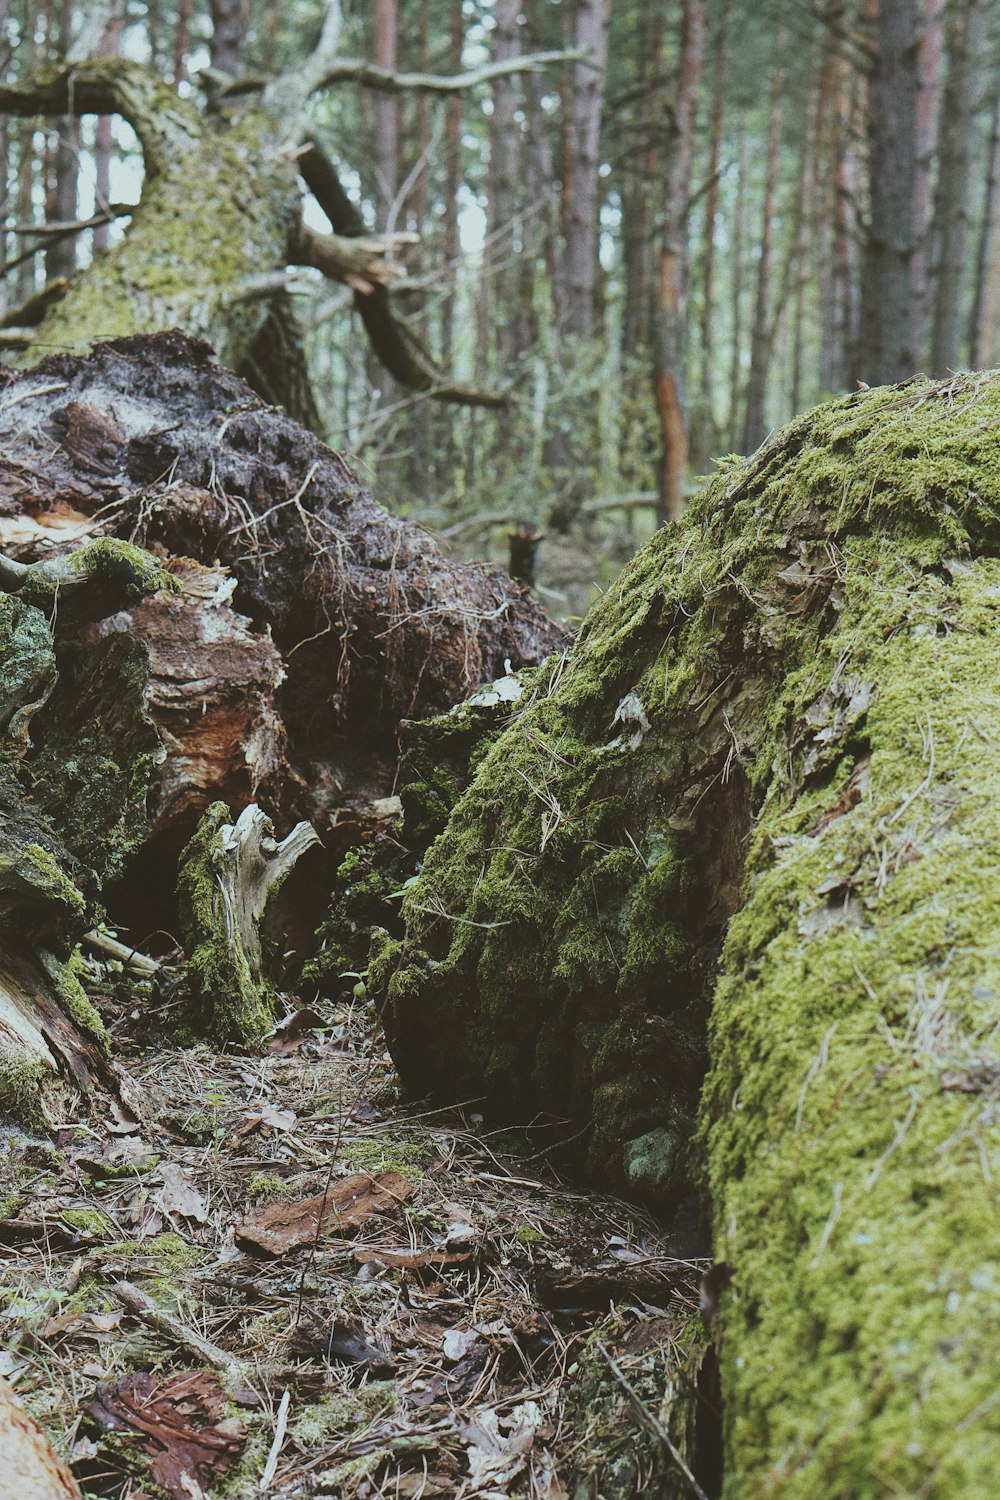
[930,0,989,374]
[970,85,1000,367]
[861,0,919,383]
[560,0,609,338]
[911,0,946,361]
[653,0,704,520]
[690,0,729,469]
[742,44,784,452]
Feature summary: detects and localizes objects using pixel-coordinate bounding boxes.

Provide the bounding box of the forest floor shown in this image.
[0,960,705,1500]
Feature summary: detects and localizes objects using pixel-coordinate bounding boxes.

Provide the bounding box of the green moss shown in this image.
[292,1383,397,1449]
[246,1172,289,1204]
[15,538,179,624]
[40,950,109,1050]
[341,1134,428,1182]
[365,372,1000,1489]
[0,1048,46,1127]
[62,1206,118,1237]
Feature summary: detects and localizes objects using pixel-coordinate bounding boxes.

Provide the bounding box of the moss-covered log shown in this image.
[375,374,1000,1493]
[0,539,177,1121]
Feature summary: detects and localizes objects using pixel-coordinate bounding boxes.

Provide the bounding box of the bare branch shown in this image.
[297,139,508,409]
[290,222,415,294]
[311,48,587,98]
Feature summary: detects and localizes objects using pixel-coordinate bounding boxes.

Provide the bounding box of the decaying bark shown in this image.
[373,373,1000,1493]
[177,802,319,1045]
[0,1373,83,1500]
[0,333,561,861]
[0,332,559,1079]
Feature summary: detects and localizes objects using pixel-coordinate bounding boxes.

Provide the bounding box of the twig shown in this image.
[596,1340,711,1500]
[82,929,161,975]
[259,1389,291,1492]
[110,1280,245,1382]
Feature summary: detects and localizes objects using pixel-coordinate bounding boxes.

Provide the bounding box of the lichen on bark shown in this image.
[373,372,1000,1492]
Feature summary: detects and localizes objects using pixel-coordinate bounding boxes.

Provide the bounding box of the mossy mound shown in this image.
[372,373,1000,1492]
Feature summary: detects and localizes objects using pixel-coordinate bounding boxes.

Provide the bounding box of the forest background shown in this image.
[3,0,1000,610]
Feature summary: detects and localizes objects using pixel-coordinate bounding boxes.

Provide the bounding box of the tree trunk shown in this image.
[653,0,705,520]
[861,0,919,384]
[209,0,248,79]
[929,0,989,374]
[690,0,729,470]
[45,0,80,285]
[373,0,400,223]
[560,0,609,338]
[440,0,463,363]
[742,42,784,452]
[92,1,122,256]
[911,0,946,361]
[620,9,661,362]
[970,84,1000,368]
[485,0,523,369]
[375,369,1000,1495]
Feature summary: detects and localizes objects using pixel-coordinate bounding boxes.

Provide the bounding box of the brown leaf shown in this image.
[154,1164,208,1224]
[86,1371,245,1500]
[235,1171,412,1257]
[267,1006,326,1055]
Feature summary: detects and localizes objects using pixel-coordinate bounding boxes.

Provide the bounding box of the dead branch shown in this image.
[297,139,508,408]
[312,48,588,97]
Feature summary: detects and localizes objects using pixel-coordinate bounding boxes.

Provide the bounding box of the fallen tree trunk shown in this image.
[373,374,1000,1493]
[0,333,560,866]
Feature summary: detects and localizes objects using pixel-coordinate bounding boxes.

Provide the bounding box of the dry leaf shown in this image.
[442,1328,480,1362]
[154,1164,208,1224]
[235,1171,411,1257]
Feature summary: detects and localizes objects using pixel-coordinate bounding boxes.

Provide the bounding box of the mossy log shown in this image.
[177,802,319,1046]
[375,375,1000,1494]
[0,539,176,1122]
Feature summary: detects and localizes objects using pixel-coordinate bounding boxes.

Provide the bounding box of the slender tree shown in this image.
[654,0,704,517]
[970,83,1000,368]
[930,0,989,374]
[861,0,919,384]
[560,0,609,338]
[742,38,784,452]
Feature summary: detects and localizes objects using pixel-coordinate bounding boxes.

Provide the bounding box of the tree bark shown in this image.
[654,0,705,520]
[930,0,989,374]
[970,84,1000,368]
[209,0,248,79]
[861,0,919,384]
[742,41,784,452]
[911,0,946,360]
[560,0,609,338]
[374,369,1000,1495]
[373,0,400,224]
[691,0,729,469]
